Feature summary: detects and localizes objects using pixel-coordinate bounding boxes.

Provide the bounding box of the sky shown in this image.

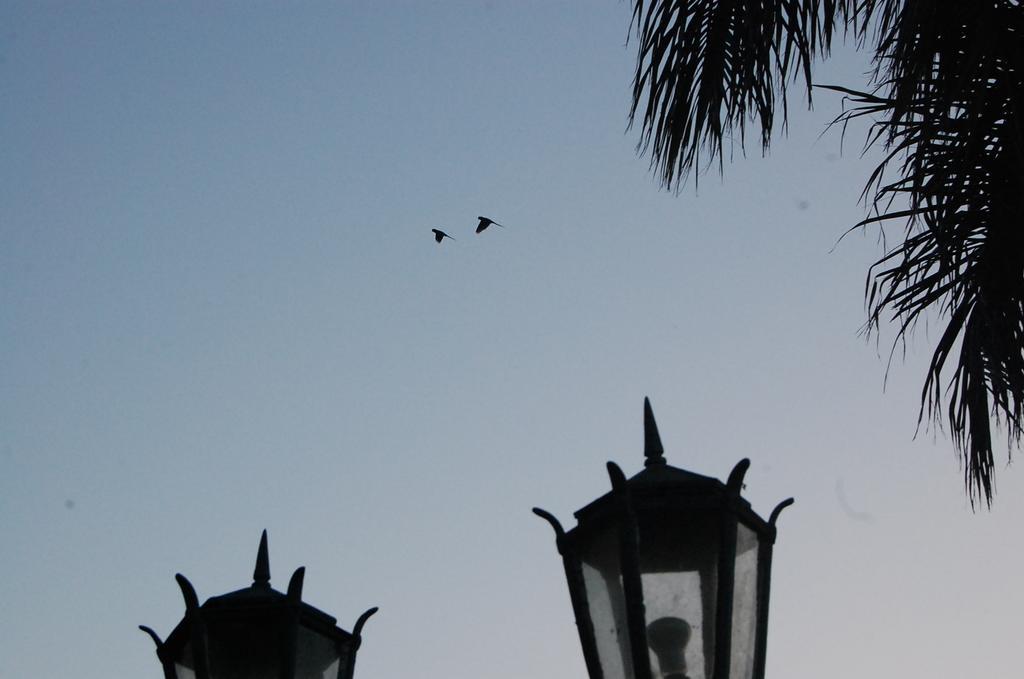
[2,3,1022,679]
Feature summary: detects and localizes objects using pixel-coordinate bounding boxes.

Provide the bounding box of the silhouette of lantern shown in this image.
[535,399,792,679]
[141,531,376,679]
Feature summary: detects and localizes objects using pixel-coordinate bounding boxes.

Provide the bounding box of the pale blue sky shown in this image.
[2,3,1021,679]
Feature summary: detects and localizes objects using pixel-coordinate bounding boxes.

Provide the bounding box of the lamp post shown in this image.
[534,399,793,679]
[140,531,377,679]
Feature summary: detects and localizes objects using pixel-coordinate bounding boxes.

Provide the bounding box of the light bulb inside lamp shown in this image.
[647,616,692,679]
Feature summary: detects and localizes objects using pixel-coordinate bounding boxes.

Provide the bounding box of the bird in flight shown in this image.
[476,216,504,233]
[432,228,455,243]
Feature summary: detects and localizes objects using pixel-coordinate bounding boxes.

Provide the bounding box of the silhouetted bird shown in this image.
[432,229,455,243]
[475,216,504,233]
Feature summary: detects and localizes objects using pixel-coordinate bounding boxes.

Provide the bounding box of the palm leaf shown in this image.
[630,0,1024,506]
[629,0,858,188]
[835,1,1024,507]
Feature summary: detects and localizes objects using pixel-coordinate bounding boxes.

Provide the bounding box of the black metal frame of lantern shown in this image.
[534,399,793,679]
[140,531,377,679]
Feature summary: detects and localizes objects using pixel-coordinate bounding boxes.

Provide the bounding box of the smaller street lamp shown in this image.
[534,399,793,679]
[141,531,376,679]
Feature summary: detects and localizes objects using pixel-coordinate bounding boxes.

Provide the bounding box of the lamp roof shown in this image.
[571,399,765,530]
[155,531,364,658]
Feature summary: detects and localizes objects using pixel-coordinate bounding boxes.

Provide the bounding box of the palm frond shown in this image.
[629,0,1024,506]
[831,1,1024,507]
[628,0,852,188]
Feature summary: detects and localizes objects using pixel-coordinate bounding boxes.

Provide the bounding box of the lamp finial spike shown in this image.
[643,397,665,467]
[253,529,271,588]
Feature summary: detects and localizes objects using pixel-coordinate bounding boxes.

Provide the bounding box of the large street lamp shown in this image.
[534,399,792,679]
[140,531,376,679]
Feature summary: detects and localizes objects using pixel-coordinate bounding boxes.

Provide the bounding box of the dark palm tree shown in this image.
[628,0,1024,507]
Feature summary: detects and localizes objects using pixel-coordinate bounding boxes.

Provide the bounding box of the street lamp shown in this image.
[534,399,792,679]
[140,531,377,679]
